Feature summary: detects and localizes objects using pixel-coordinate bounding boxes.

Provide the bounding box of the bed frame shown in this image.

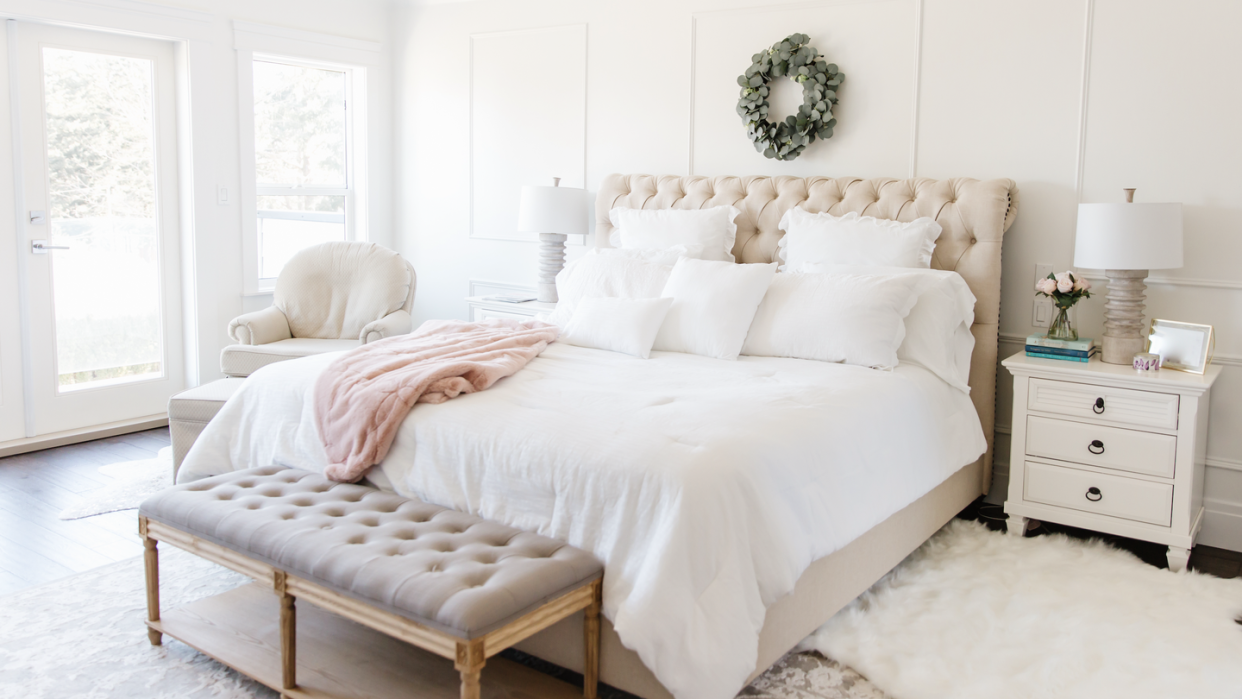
[512,174,1019,698]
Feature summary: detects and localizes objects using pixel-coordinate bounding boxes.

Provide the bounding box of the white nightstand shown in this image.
[1002,352,1221,571]
[465,296,557,322]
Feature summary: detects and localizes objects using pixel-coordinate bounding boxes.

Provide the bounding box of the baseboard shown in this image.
[0,414,168,458]
[1198,499,1242,553]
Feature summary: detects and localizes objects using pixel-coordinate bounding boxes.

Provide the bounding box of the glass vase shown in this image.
[1047,306,1078,341]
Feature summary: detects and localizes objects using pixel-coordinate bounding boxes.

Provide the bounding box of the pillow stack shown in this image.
[547,205,974,393]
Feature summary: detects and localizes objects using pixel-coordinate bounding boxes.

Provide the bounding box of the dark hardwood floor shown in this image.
[0,427,169,595]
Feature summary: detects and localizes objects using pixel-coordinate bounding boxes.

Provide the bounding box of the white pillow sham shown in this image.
[597,244,709,266]
[777,208,942,270]
[546,249,672,328]
[806,264,976,392]
[609,206,741,262]
[560,297,674,359]
[741,272,921,369]
[654,258,777,361]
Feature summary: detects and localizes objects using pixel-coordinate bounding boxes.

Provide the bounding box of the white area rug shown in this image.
[59,447,173,520]
[0,546,877,699]
[802,520,1242,699]
[4,518,1237,698]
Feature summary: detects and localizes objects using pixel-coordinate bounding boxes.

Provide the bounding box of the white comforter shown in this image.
[180,344,985,699]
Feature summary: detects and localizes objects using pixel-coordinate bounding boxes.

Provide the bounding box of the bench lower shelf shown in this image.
[150,582,585,699]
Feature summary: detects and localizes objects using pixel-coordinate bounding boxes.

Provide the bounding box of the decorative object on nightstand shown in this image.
[517,177,588,303]
[1074,188,1183,364]
[1147,319,1214,375]
[1024,334,1097,362]
[1002,352,1221,571]
[1033,270,1091,341]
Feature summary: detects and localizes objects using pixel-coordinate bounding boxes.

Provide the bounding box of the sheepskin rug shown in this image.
[801,519,1242,699]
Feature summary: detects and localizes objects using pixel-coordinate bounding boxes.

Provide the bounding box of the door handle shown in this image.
[31,240,69,254]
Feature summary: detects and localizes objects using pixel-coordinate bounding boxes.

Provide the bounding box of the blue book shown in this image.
[1025,345,1093,358]
[1026,350,1094,363]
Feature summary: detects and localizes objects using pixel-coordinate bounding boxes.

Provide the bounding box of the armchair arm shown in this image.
[228,305,292,345]
[360,309,412,344]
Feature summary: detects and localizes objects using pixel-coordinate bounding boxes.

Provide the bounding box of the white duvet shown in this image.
[180,344,986,699]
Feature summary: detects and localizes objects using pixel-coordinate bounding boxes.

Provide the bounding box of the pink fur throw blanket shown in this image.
[314,318,559,482]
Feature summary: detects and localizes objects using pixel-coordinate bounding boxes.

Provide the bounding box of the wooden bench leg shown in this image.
[140,518,162,646]
[276,571,297,692]
[455,639,485,699]
[583,580,601,699]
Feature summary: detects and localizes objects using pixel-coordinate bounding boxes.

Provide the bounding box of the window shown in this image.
[240,53,367,291]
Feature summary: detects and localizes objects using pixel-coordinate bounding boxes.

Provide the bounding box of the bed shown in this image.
[180,174,1018,699]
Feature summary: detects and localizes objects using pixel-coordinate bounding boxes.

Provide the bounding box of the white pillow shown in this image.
[546,249,672,328]
[560,297,674,359]
[597,244,709,266]
[741,272,921,369]
[609,206,741,262]
[654,258,777,360]
[807,264,976,392]
[777,208,942,270]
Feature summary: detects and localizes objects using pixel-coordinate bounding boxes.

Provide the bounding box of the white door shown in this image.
[8,21,183,438]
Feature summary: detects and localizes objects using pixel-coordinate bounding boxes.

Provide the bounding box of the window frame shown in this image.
[237,46,369,294]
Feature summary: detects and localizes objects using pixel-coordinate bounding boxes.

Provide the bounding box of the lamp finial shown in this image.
[552,177,561,187]
[1123,188,1135,203]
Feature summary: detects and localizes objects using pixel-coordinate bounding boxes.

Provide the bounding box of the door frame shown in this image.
[0,14,201,452]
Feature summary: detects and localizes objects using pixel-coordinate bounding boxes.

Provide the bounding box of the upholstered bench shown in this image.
[138,467,603,699]
[167,378,245,479]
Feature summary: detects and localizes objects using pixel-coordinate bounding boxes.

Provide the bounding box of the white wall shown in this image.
[393,0,1242,550]
[0,0,393,391]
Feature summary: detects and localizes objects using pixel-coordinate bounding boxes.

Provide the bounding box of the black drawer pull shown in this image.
[1085,487,1102,502]
[1088,439,1105,455]
[1093,397,1105,414]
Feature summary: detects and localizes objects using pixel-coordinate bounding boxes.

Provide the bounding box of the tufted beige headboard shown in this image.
[595,174,1019,493]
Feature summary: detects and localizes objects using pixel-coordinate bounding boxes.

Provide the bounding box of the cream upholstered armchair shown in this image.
[220,241,416,378]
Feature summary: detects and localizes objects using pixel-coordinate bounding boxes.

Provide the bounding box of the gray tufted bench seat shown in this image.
[138,466,603,699]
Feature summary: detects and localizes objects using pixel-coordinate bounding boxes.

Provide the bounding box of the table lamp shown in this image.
[517,177,587,303]
[1074,188,1183,364]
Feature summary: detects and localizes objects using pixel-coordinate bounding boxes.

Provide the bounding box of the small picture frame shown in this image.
[1147,319,1214,374]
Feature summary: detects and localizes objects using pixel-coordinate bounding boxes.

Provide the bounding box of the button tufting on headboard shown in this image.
[595,173,1019,493]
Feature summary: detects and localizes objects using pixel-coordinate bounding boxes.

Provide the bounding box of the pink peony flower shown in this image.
[1055,271,1074,294]
[1073,276,1091,292]
[1035,278,1058,295]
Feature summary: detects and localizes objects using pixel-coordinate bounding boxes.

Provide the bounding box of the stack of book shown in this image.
[1026,335,1097,362]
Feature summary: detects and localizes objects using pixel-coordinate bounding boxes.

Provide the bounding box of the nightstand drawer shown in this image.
[472,307,537,322]
[1025,415,1177,478]
[1023,461,1173,526]
[1027,378,1179,430]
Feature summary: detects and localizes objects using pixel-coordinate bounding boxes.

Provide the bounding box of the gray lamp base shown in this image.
[1100,269,1149,364]
[537,232,567,303]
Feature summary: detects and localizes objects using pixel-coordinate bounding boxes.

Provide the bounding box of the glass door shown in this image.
[12,22,183,437]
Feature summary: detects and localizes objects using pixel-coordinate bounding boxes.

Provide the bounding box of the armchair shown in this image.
[221,241,416,377]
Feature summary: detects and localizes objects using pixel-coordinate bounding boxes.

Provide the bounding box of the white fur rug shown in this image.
[59,447,173,520]
[801,520,1242,699]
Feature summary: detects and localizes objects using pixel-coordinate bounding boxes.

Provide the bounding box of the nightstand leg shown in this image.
[1006,515,1029,538]
[1166,546,1190,573]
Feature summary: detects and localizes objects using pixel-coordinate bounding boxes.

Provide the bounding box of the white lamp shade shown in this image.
[517,185,588,235]
[1074,202,1183,270]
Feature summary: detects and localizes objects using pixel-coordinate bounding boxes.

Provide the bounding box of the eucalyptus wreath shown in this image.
[736,33,844,161]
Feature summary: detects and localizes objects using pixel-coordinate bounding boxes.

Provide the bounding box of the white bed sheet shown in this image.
[180,344,985,699]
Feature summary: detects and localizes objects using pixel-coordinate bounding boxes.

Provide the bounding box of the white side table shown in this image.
[465,296,557,322]
[1001,352,1221,571]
